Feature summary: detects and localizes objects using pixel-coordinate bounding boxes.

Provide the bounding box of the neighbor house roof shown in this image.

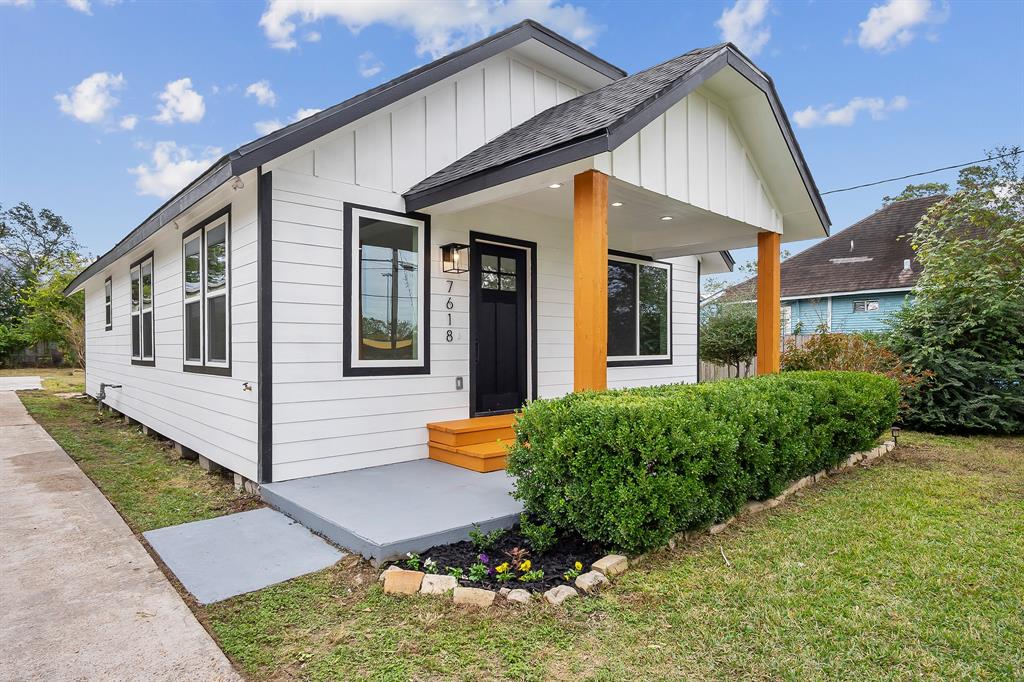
[65,20,624,295]
[403,42,830,235]
[721,194,944,301]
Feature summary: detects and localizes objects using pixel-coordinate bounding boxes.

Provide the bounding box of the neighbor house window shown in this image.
[782,305,792,335]
[130,254,154,366]
[853,300,879,313]
[104,277,112,331]
[607,254,670,365]
[182,209,230,374]
[344,204,429,376]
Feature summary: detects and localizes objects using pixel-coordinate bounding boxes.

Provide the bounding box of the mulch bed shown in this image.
[395,527,607,592]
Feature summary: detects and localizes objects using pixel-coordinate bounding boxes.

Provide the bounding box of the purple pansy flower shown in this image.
[478,553,489,564]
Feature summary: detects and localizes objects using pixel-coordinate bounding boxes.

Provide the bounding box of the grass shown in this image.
[14,367,259,533]
[15,372,1023,679]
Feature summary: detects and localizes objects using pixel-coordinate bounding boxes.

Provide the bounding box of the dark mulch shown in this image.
[393,527,607,592]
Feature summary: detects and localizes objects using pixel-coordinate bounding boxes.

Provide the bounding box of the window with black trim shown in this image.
[130,255,154,365]
[183,210,230,374]
[345,205,429,375]
[607,255,670,364]
[104,277,112,331]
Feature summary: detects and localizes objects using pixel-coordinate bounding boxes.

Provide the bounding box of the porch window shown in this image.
[182,209,231,374]
[104,277,112,331]
[607,254,671,365]
[345,204,430,376]
[130,254,154,366]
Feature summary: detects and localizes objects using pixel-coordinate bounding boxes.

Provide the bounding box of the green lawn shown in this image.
[16,369,260,532]
[16,371,1024,680]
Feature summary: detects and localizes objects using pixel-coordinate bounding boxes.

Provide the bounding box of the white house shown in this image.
[66,20,829,489]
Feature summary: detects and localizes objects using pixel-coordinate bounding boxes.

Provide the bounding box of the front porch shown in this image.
[261,458,522,563]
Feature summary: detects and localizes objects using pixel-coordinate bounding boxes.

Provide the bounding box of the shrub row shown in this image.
[506,371,899,554]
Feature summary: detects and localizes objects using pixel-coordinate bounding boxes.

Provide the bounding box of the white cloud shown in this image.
[118,114,137,130]
[716,0,771,56]
[793,95,908,128]
[259,0,599,58]
[245,79,277,107]
[857,0,947,53]
[358,51,383,78]
[129,141,222,198]
[153,77,205,124]
[55,72,125,124]
[253,107,323,136]
[0,0,34,7]
[304,30,321,42]
[66,0,90,13]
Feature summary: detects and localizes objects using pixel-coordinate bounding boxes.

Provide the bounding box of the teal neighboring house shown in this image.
[721,195,942,334]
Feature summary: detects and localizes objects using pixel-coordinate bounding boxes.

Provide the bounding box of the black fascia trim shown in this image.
[405,133,608,211]
[468,231,539,418]
[180,205,233,377]
[65,161,233,295]
[257,169,273,484]
[606,253,673,368]
[104,276,113,331]
[342,203,432,378]
[722,50,830,235]
[719,250,736,271]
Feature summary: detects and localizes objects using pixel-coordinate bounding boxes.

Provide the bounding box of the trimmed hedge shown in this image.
[506,371,899,554]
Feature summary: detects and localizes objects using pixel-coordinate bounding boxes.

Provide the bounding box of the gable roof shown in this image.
[721,194,944,301]
[404,43,830,236]
[65,20,624,295]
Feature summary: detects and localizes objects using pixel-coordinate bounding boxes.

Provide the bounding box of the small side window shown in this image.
[104,277,112,331]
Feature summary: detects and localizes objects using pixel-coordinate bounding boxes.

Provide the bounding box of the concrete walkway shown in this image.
[0,391,239,681]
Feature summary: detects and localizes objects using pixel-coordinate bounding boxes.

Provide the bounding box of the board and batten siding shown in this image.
[268,52,585,194]
[83,184,259,480]
[595,89,782,233]
[269,168,699,481]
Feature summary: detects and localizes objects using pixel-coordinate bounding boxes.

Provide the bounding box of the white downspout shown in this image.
[827,296,833,331]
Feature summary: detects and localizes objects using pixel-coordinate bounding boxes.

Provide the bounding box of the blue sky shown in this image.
[1,0,1021,281]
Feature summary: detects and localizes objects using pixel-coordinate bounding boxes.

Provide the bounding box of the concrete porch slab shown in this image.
[143,507,344,604]
[261,458,523,563]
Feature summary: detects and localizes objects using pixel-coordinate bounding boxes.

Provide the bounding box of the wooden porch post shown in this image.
[573,169,608,391]
[756,231,781,374]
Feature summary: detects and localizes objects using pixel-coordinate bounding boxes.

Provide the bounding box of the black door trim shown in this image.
[468,231,538,418]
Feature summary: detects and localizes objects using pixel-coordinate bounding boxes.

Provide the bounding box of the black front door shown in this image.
[472,242,527,415]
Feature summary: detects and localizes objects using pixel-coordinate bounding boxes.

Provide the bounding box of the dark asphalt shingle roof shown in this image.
[722,194,944,300]
[406,44,727,197]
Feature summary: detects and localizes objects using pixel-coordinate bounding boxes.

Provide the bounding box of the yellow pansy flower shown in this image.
[574,561,583,571]
[519,559,531,572]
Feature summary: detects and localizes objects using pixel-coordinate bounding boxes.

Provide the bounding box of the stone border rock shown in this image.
[380,440,898,608]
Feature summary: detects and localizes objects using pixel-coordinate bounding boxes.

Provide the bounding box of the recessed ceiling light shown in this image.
[660,215,674,221]
[611,201,623,207]
[548,183,562,189]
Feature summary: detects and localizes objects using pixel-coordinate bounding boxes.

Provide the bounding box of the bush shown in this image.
[699,303,757,376]
[506,371,898,554]
[781,331,925,414]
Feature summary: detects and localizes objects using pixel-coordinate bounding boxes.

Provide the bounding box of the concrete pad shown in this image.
[144,507,344,604]
[262,458,523,562]
[0,391,239,681]
[0,375,42,391]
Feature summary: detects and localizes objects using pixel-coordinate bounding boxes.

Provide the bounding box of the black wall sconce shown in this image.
[441,243,469,274]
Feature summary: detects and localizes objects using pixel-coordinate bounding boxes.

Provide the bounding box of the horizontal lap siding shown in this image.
[829,292,909,333]
[83,186,259,479]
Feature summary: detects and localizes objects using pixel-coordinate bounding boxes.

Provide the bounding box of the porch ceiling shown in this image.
[491,175,767,260]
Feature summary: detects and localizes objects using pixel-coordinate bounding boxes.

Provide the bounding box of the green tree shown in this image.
[887,147,1024,433]
[0,202,84,365]
[882,182,950,204]
[699,303,757,377]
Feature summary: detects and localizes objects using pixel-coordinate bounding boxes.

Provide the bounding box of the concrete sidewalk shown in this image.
[0,391,239,681]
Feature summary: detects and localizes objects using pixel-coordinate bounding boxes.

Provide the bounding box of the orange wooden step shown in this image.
[425,414,517,447]
[428,440,512,473]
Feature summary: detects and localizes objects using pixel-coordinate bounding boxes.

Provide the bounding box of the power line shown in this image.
[820,148,1021,195]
